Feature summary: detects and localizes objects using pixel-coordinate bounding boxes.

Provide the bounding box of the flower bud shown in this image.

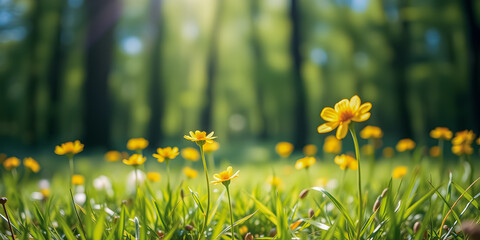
[461,220,480,240]
[269,228,277,237]
[156,230,164,238]
[180,189,185,199]
[244,232,253,240]
[299,189,309,199]
[185,225,194,231]
[0,197,7,204]
[308,208,315,218]
[413,221,421,234]
[381,188,388,198]
[373,197,381,212]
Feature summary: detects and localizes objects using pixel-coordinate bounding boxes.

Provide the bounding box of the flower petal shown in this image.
[335,99,350,112]
[349,95,361,111]
[352,112,371,122]
[336,122,349,139]
[317,122,339,133]
[320,107,338,122]
[358,103,372,114]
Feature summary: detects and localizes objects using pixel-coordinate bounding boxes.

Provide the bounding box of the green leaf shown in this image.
[188,187,205,215]
[249,194,278,225]
[215,210,258,239]
[310,187,355,232]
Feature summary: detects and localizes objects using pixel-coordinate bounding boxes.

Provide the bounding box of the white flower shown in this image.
[74,193,86,205]
[93,175,114,196]
[38,179,50,190]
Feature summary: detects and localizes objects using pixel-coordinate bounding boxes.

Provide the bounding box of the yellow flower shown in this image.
[267,176,282,187]
[334,154,358,170]
[295,156,316,170]
[360,126,383,139]
[72,175,85,185]
[315,177,328,187]
[122,154,146,166]
[361,144,375,156]
[3,157,20,171]
[275,142,294,158]
[430,127,453,140]
[40,189,50,198]
[211,166,239,184]
[317,95,372,139]
[452,144,474,156]
[184,130,217,145]
[396,139,416,152]
[323,135,342,154]
[429,146,441,157]
[55,140,84,156]
[23,157,40,173]
[203,141,220,153]
[104,151,122,162]
[290,220,303,230]
[452,130,476,145]
[303,144,318,156]
[127,138,149,151]
[392,166,407,179]
[382,147,395,158]
[153,147,179,163]
[239,226,248,236]
[147,172,161,182]
[183,167,199,178]
[181,147,200,161]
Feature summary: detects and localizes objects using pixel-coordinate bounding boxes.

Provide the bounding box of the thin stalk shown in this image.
[167,160,171,195]
[439,139,444,179]
[198,146,210,240]
[349,124,363,240]
[1,201,15,240]
[226,185,234,240]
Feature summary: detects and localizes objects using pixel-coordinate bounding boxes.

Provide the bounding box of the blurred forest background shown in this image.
[0,0,479,151]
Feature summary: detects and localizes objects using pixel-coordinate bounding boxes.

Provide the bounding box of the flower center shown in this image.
[339,110,354,122]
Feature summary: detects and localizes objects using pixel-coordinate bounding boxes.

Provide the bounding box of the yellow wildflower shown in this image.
[122,154,146,166]
[147,172,161,182]
[275,142,294,158]
[127,138,149,151]
[315,178,328,187]
[183,167,199,179]
[452,144,474,156]
[295,156,316,170]
[211,166,239,184]
[323,135,342,154]
[382,147,395,158]
[239,226,248,236]
[303,144,318,156]
[334,154,358,170]
[203,141,220,153]
[317,95,372,139]
[40,189,50,198]
[267,176,282,187]
[396,139,416,152]
[55,140,84,156]
[362,144,375,156]
[23,157,40,173]
[429,146,441,157]
[181,147,200,161]
[360,126,383,139]
[430,127,453,140]
[153,147,179,163]
[72,175,85,185]
[104,150,122,162]
[184,130,217,145]
[3,157,20,171]
[452,130,476,145]
[392,166,407,179]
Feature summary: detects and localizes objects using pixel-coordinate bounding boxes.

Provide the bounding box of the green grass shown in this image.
[0,151,479,239]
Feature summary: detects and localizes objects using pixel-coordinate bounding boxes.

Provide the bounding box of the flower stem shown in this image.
[349,124,363,239]
[1,201,15,240]
[226,185,235,240]
[439,139,444,180]
[69,157,74,188]
[198,145,210,240]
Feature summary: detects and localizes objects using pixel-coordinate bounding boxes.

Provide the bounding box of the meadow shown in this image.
[1,96,480,240]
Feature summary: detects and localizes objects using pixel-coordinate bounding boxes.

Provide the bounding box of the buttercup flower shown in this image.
[392,166,407,179]
[181,147,200,161]
[147,172,161,182]
[203,141,220,153]
[295,156,316,170]
[183,167,199,178]
[24,157,40,173]
[122,154,146,166]
[430,146,441,157]
[267,176,282,187]
[323,135,342,154]
[334,154,358,170]
[55,140,84,156]
[3,157,20,171]
[127,138,149,151]
[430,127,453,140]
[104,151,122,162]
[452,130,476,145]
[452,144,474,156]
[275,142,294,158]
[317,95,372,139]
[153,147,179,163]
[72,175,85,185]
[360,126,383,139]
[303,144,318,156]
[396,139,416,152]
[184,130,217,145]
[211,166,239,185]
[383,147,395,158]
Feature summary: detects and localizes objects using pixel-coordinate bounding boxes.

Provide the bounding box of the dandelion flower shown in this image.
[147,172,161,182]
[23,157,40,173]
[184,130,217,145]
[302,144,318,156]
[127,138,149,151]
[275,142,294,158]
[55,140,84,156]
[323,135,342,154]
[183,167,199,179]
[396,139,416,152]
[317,95,372,139]
[430,127,453,140]
[3,157,20,171]
[104,151,122,162]
[392,166,407,179]
[382,147,395,158]
[334,154,358,170]
[360,126,383,139]
[267,176,282,187]
[181,147,200,161]
[295,156,316,170]
[203,141,220,153]
[211,166,239,185]
[153,147,179,163]
[72,175,85,185]
[430,146,441,157]
[122,154,146,166]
